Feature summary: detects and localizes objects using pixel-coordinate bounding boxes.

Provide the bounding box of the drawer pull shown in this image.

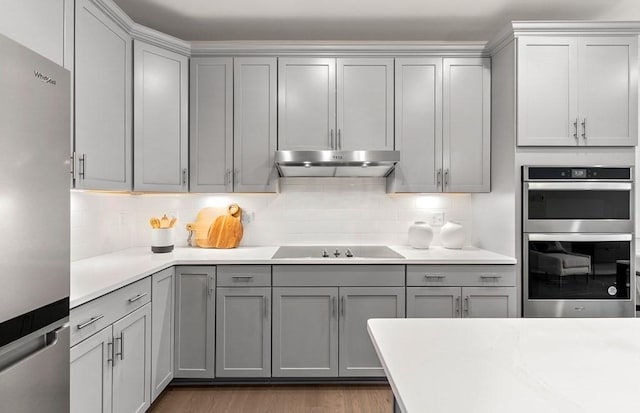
[77,314,104,330]
[128,292,148,303]
[480,275,502,280]
[424,275,445,280]
[231,275,254,279]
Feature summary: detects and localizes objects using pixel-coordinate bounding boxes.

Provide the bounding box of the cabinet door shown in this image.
[75,0,132,190]
[112,303,152,413]
[393,58,442,192]
[406,287,461,318]
[517,37,579,146]
[339,287,405,377]
[70,326,112,413]
[216,287,271,377]
[174,266,215,378]
[190,58,233,192]
[234,57,278,192]
[578,36,638,146]
[133,41,188,192]
[337,58,394,150]
[151,267,174,401]
[278,58,336,150]
[462,287,517,318]
[272,287,338,377]
[443,57,491,192]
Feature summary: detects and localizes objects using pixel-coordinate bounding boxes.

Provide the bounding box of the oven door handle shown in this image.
[525,182,632,191]
[527,233,632,242]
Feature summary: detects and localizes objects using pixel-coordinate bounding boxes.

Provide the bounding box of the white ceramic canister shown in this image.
[441,221,465,249]
[151,228,174,253]
[408,221,434,249]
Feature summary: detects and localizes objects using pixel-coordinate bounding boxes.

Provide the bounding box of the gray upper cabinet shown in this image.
[112,303,152,413]
[216,287,271,378]
[407,287,461,318]
[151,268,175,401]
[443,57,491,193]
[70,326,113,413]
[278,58,336,150]
[174,266,215,379]
[518,36,637,146]
[336,58,394,150]
[75,0,131,190]
[393,58,442,192]
[338,287,405,377]
[234,57,278,192]
[133,40,188,192]
[190,57,233,192]
[272,287,338,377]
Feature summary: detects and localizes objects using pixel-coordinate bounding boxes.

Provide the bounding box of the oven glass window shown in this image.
[528,240,630,300]
[528,190,629,220]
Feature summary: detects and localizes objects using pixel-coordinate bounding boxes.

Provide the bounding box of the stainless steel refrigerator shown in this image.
[0,34,70,412]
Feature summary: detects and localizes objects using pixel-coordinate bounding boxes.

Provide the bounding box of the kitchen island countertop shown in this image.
[71,245,516,308]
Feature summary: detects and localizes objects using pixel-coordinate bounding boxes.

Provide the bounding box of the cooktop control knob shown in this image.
[321,249,329,258]
[334,249,341,257]
[345,248,353,258]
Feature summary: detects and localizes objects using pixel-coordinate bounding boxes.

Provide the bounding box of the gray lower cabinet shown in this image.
[272,287,339,377]
[112,303,152,413]
[407,287,516,318]
[174,266,215,378]
[70,326,113,413]
[407,287,461,318]
[339,287,405,377]
[151,268,174,401]
[216,287,271,377]
[462,287,517,318]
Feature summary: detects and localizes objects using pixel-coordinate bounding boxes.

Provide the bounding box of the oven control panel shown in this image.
[526,167,632,181]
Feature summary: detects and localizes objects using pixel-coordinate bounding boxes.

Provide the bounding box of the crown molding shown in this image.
[90,0,191,56]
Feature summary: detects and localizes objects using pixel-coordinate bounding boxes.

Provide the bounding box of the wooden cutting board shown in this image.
[207,204,243,249]
[185,206,226,248]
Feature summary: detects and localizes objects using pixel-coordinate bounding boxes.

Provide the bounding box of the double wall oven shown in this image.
[523,166,635,317]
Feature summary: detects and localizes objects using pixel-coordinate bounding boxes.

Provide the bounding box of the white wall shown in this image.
[71,178,474,261]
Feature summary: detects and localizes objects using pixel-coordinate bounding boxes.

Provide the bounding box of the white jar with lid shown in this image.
[408,221,434,249]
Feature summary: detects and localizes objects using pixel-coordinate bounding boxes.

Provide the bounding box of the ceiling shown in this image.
[112,0,640,41]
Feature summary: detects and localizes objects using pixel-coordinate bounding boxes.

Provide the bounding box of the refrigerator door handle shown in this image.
[0,325,66,374]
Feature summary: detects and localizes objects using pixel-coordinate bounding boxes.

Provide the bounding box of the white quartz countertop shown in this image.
[71,245,516,309]
[368,318,640,413]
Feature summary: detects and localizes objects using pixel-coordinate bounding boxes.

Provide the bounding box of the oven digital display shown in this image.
[571,169,587,178]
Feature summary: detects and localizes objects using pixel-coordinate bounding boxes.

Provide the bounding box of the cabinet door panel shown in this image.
[70,326,112,413]
[278,58,335,150]
[339,287,405,377]
[174,266,215,378]
[134,41,188,192]
[407,287,461,318]
[190,58,233,192]
[272,287,338,377]
[517,37,579,146]
[393,58,442,192]
[151,268,174,401]
[462,287,517,318]
[578,37,638,146]
[337,58,394,150]
[112,303,151,413]
[216,287,271,377]
[443,58,491,192]
[234,57,278,192]
[75,0,131,190]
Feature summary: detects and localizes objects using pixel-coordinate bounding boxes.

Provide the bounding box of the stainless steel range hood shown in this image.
[274,150,400,177]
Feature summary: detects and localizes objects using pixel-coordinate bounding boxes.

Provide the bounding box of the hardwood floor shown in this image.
[149,384,393,413]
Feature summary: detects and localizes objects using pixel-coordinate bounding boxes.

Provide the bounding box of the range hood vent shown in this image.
[274,150,400,177]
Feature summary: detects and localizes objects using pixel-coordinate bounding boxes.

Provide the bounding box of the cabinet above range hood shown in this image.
[274,150,400,177]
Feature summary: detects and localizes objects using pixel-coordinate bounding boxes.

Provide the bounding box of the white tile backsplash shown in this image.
[71,178,473,261]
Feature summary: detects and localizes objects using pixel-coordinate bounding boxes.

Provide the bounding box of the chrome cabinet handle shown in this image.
[424,275,445,280]
[232,275,254,279]
[464,297,470,315]
[581,118,587,139]
[330,129,335,149]
[264,296,269,318]
[480,275,502,280]
[115,333,124,360]
[332,297,337,318]
[225,168,231,185]
[455,297,460,315]
[107,341,114,364]
[340,296,346,318]
[77,314,104,330]
[182,168,187,185]
[572,118,578,141]
[128,292,148,303]
[437,169,442,189]
[337,129,342,150]
[79,154,86,179]
[444,169,449,188]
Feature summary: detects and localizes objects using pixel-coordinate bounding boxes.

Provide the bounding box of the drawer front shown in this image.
[273,265,405,287]
[217,265,271,287]
[70,277,152,346]
[407,265,516,287]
